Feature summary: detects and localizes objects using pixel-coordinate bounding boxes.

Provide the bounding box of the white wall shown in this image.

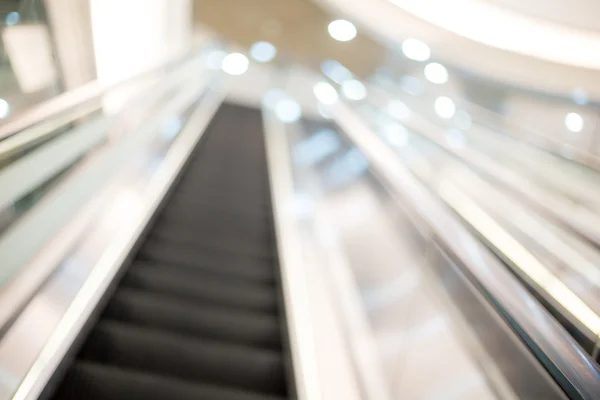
[45,0,96,90]
[89,0,192,110]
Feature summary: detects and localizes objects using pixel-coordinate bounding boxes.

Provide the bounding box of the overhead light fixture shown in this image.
[565,112,584,133]
[221,52,249,75]
[0,99,9,118]
[424,62,448,84]
[434,96,455,119]
[328,20,357,42]
[402,38,430,61]
[313,81,339,105]
[342,80,367,101]
[250,41,277,63]
[275,98,302,123]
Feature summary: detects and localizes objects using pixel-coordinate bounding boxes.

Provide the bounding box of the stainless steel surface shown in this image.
[286,116,566,399]
[0,81,226,400]
[331,100,600,399]
[353,103,600,344]
[283,118,390,400]
[263,108,322,400]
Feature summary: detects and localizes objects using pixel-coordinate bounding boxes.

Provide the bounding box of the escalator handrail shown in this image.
[369,87,600,249]
[331,100,600,400]
[382,81,599,170]
[0,44,213,143]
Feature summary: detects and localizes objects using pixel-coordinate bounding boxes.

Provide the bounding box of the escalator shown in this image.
[46,103,292,400]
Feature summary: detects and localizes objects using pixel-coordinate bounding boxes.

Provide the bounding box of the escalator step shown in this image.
[48,103,290,399]
[142,234,274,263]
[138,238,274,275]
[53,361,284,400]
[104,288,282,349]
[129,258,275,284]
[79,321,286,394]
[167,195,273,219]
[122,264,278,313]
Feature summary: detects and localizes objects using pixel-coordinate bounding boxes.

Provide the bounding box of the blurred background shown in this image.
[1,1,600,400]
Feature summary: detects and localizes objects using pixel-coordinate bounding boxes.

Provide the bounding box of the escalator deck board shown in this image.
[49,103,291,399]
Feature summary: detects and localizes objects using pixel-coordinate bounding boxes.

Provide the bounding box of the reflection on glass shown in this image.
[399,75,424,95]
[318,103,333,120]
[386,100,410,120]
[6,12,19,26]
[571,88,588,105]
[321,60,352,84]
[342,80,367,101]
[454,110,472,130]
[445,128,466,149]
[294,129,340,165]
[205,50,226,70]
[324,147,368,187]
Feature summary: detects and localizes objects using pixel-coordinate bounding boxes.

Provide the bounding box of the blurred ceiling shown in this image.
[193,0,386,79]
[194,0,600,100]
[483,0,600,32]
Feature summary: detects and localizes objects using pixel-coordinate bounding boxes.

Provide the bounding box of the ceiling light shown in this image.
[424,62,448,84]
[342,80,367,101]
[402,38,430,61]
[328,20,357,42]
[250,41,277,63]
[275,98,302,123]
[313,81,339,104]
[0,99,9,118]
[565,112,584,133]
[434,96,455,119]
[221,52,249,75]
